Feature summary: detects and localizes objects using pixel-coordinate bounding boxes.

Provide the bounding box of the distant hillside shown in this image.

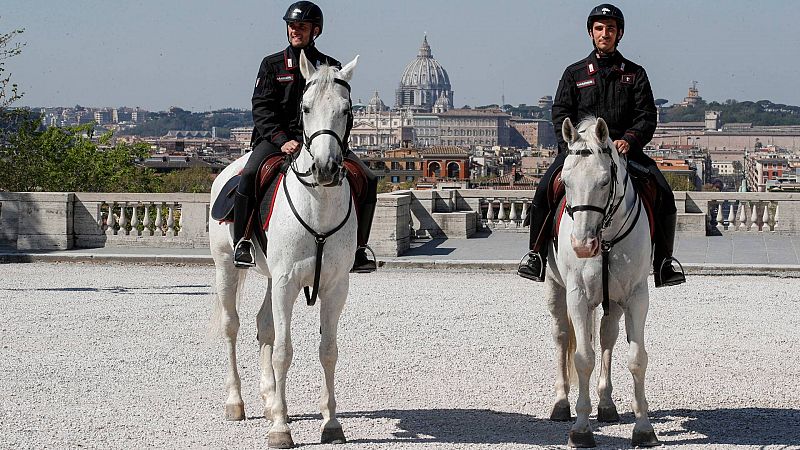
[121,108,252,138]
[661,99,800,126]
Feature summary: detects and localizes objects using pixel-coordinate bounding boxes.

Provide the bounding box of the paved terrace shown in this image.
[4,232,800,276]
[1,263,798,449]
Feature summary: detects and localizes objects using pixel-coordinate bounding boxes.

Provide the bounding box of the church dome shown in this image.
[396,35,454,112]
[366,91,386,114]
[399,35,451,89]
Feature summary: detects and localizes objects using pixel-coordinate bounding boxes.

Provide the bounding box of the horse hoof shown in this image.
[632,429,661,447]
[568,430,597,448]
[224,403,245,421]
[597,405,620,423]
[321,427,347,444]
[550,403,572,421]
[268,431,294,449]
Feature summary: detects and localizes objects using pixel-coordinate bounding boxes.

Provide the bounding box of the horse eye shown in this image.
[600,178,610,186]
[302,106,310,114]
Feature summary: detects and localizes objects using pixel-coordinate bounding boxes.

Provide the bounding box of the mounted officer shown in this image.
[518,4,685,288]
[233,0,377,273]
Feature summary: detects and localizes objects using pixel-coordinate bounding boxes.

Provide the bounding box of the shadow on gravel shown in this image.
[0,284,210,295]
[404,239,455,256]
[641,407,800,447]
[335,409,629,448]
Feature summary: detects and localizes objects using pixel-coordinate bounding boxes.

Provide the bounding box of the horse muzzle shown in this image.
[311,159,344,187]
[571,235,600,258]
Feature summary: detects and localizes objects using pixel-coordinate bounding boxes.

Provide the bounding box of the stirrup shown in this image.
[655,257,685,287]
[351,245,377,274]
[517,251,545,282]
[233,238,256,268]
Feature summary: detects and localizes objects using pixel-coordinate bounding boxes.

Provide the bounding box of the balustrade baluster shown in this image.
[119,203,129,236]
[498,200,507,223]
[509,200,519,227]
[773,203,780,232]
[762,202,771,232]
[735,203,745,231]
[155,204,164,236]
[143,204,153,236]
[521,201,530,226]
[131,204,141,236]
[750,201,759,232]
[715,201,724,232]
[726,200,735,231]
[167,204,177,237]
[105,202,117,236]
[486,199,495,221]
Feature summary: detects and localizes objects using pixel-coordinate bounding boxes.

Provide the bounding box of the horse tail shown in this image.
[565,307,599,387]
[208,266,247,338]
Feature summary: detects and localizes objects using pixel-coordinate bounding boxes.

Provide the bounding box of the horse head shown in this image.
[561,117,625,258]
[299,50,359,187]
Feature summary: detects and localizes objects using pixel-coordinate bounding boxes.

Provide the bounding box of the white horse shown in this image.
[209,51,359,449]
[545,117,660,448]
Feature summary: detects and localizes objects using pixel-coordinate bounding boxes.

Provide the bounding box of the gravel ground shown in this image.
[1,263,798,450]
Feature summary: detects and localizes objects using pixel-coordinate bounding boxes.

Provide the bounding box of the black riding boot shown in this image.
[351,201,377,273]
[233,191,256,268]
[518,204,550,282]
[653,212,686,287]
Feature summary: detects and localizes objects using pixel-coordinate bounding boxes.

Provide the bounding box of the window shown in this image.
[391,176,399,183]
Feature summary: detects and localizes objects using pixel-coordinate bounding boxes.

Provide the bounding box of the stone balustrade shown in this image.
[3,189,800,256]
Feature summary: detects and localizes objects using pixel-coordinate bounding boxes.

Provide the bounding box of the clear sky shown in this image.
[4,1,800,112]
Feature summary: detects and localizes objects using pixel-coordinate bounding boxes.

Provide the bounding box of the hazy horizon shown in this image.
[5,1,800,112]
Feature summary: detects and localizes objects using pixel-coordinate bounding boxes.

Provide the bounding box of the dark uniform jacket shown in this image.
[251,45,341,149]
[552,51,657,162]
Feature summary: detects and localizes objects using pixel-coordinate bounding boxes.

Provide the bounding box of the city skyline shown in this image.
[4,1,800,112]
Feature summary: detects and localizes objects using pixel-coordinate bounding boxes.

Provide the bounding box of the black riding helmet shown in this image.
[283,1,324,37]
[587,3,624,46]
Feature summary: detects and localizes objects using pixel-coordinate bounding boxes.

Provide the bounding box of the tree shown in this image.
[654,98,669,107]
[0,23,24,112]
[663,172,694,191]
[159,166,214,193]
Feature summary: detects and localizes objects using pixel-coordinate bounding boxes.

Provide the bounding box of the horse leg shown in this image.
[257,278,280,419]
[215,264,247,421]
[318,276,349,444]
[545,276,572,421]
[567,297,597,448]
[267,274,298,449]
[624,292,660,447]
[597,302,623,423]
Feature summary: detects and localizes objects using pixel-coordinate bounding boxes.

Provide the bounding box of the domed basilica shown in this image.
[396,35,453,112]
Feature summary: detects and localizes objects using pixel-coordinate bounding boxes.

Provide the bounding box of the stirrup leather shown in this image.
[233,238,256,268]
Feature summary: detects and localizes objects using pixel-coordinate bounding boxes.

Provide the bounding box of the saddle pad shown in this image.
[209,153,288,223]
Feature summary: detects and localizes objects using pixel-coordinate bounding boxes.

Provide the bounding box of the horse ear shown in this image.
[339,55,359,82]
[299,49,316,81]
[596,118,610,144]
[562,118,577,144]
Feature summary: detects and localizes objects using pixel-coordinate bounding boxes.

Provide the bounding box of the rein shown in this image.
[284,75,354,306]
[565,147,642,316]
[282,172,352,306]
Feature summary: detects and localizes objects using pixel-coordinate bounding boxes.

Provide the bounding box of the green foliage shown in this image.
[0,24,24,112]
[0,120,160,192]
[123,109,251,138]
[159,166,213,193]
[663,172,695,191]
[376,176,393,194]
[660,99,800,126]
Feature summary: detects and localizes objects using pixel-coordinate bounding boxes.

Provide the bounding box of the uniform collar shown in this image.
[283,45,321,71]
[587,50,626,75]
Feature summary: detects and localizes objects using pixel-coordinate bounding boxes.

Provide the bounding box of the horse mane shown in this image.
[306,64,337,106]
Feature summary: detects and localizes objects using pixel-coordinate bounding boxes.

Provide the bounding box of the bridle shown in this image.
[290,77,353,188]
[563,143,643,316]
[284,74,356,306]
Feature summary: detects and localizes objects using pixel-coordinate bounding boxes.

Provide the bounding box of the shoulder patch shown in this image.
[576,78,596,89]
[621,74,635,84]
[276,74,294,83]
